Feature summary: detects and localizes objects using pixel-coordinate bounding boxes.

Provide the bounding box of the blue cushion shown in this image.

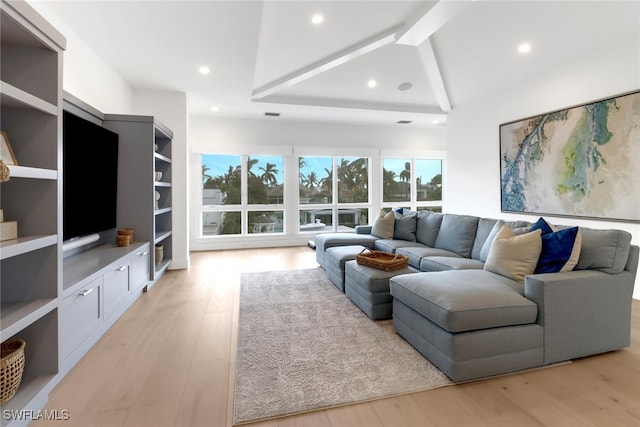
[530,217,580,273]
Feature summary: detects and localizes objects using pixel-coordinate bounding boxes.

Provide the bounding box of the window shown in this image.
[298,156,370,232]
[201,154,284,236]
[383,158,442,211]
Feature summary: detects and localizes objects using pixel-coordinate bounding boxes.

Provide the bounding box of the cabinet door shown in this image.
[104,264,130,318]
[61,277,102,359]
[131,246,150,293]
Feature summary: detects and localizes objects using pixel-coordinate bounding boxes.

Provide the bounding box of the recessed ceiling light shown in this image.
[367,79,377,88]
[518,42,531,54]
[312,14,324,25]
[432,120,439,125]
[210,106,219,112]
[198,65,211,75]
[398,82,413,91]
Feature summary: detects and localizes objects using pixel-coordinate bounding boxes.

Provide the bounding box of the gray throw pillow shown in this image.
[416,211,443,247]
[479,220,505,262]
[393,211,417,242]
[371,210,394,239]
[484,225,542,283]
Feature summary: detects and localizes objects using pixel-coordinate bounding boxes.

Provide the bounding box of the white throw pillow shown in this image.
[371,210,395,239]
[484,225,542,283]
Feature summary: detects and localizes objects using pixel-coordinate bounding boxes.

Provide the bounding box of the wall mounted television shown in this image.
[63,110,119,242]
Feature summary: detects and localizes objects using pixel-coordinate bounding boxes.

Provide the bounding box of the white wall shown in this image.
[446,36,640,299]
[29,1,133,114]
[133,90,190,270]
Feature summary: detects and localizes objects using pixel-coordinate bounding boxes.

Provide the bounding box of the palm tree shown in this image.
[399,162,411,198]
[259,162,279,187]
[244,156,259,178]
[306,171,319,189]
[202,165,212,185]
[320,167,333,191]
[382,168,398,201]
[298,157,307,183]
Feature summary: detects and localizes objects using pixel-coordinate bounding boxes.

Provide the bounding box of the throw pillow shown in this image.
[479,220,505,262]
[484,225,542,283]
[371,209,395,239]
[393,210,417,242]
[530,217,581,273]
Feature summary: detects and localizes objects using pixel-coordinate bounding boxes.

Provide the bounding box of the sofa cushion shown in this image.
[530,217,581,273]
[434,214,479,258]
[371,209,394,239]
[419,256,484,272]
[576,228,632,274]
[394,210,417,242]
[396,246,462,269]
[415,211,443,247]
[374,239,425,254]
[389,270,537,333]
[484,225,542,283]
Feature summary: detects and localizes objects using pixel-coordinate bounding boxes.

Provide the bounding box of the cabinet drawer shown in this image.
[104,263,130,318]
[61,277,101,359]
[131,245,150,293]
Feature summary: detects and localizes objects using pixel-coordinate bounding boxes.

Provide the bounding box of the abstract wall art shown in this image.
[500,90,640,222]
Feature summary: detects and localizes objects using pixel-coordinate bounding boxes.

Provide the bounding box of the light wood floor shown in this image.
[34,247,639,427]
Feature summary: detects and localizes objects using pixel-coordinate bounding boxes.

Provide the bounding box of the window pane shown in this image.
[248,155,284,205]
[299,209,332,231]
[337,157,368,203]
[337,208,369,231]
[416,159,442,201]
[299,156,332,204]
[202,211,241,235]
[383,159,411,203]
[248,211,283,234]
[202,154,241,205]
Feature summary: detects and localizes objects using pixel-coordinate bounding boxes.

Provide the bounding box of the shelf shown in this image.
[154,207,172,216]
[154,152,171,163]
[0,81,57,115]
[0,234,57,260]
[154,230,172,244]
[154,181,171,187]
[6,165,57,180]
[154,257,171,275]
[0,298,56,339]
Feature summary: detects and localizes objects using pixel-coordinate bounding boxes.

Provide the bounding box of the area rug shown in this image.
[233,268,452,425]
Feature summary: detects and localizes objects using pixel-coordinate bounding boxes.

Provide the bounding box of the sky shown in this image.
[202,154,441,185]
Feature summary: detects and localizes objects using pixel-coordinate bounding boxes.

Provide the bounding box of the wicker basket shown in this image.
[1,339,26,404]
[356,248,409,271]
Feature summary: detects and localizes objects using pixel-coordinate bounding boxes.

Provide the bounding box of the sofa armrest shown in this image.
[524,269,635,364]
[355,225,373,235]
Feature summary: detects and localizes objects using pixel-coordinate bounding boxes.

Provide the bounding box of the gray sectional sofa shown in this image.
[314,210,638,382]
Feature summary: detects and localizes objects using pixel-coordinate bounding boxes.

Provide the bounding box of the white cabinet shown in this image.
[0,1,65,424]
[61,242,149,374]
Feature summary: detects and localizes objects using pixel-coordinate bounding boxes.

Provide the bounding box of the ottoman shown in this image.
[344,260,415,320]
[325,245,367,292]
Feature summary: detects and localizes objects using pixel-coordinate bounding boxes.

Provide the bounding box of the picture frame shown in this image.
[499,90,640,222]
[0,131,18,166]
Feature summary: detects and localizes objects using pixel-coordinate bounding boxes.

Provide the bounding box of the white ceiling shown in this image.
[42,0,640,127]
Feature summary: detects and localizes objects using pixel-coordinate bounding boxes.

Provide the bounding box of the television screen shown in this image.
[63,110,119,241]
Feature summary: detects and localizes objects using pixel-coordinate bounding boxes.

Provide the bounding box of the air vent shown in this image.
[396,120,413,124]
[264,112,280,117]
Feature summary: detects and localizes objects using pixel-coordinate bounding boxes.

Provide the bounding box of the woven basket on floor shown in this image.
[1,339,26,404]
[356,248,409,271]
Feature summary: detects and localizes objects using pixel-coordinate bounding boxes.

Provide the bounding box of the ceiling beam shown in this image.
[396,1,469,46]
[252,26,401,100]
[416,39,451,113]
